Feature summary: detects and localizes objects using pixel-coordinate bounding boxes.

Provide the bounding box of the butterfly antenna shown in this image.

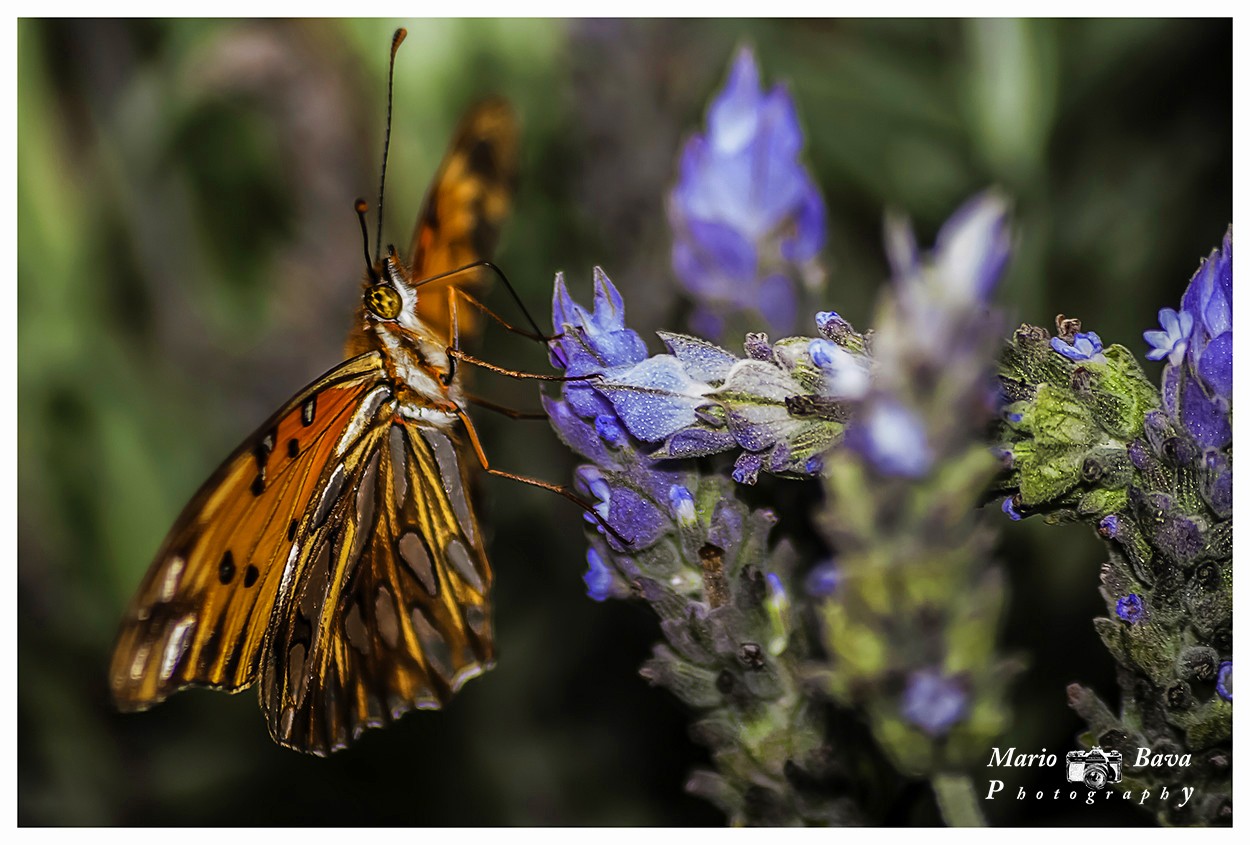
[374,27,408,262]
[355,199,379,282]
[412,260,547,339]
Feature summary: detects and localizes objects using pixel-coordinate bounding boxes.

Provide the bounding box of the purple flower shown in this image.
[804,561,841,597]
[550,268,649,420]
[808,339,871,399]
[1050,331,1104,362]
[1157,228,1232,450]
[669,46,826,335]
[594,413,626,448]
[548,269,696,552]
[668,484,697,527]
[575,465,612,524]
[1216,661,1232,702]
[583,546,615,602]
[886,191,1012,305]
[846,401,933,478]
[1143,307,1193,365]
[1180,228,1232,401]
[900,669,967,736]
[815,311,844,336]
[732,451,763,485]
[932,192,1013,302]
[1115,593,1145,624]
[1001,497,1023,521]
[598,355,714,443]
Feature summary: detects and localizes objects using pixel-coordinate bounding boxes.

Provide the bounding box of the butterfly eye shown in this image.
[365,284,403,320]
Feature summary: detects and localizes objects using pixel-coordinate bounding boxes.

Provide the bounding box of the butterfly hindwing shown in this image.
[409,97,519,340]
[261,418,492,754]
[109,353,389,710]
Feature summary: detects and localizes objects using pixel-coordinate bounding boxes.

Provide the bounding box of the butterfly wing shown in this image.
[109,352,390,710]
[260,419,492,755]
[408,97,519,340]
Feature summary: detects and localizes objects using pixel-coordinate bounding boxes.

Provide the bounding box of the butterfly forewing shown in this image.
[409,97,518,340]
[261,419,492,755]
[110,353,389,709]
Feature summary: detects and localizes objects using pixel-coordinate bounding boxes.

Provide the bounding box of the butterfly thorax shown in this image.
[345,254,463,424]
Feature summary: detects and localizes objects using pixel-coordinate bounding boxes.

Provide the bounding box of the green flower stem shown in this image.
[932,774,986,827]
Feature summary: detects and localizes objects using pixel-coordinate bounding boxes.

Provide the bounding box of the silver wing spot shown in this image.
[463,603,489,640]
[129,643,151,681]
[419,428,476,544]
[338,386,394,457]
[159,556,185,602]
[374,585,400,649]
[409,605,454,681]
[350,450,381,562]
[397,531,438,596]
[314,464,347,528]
[159,615,197,681]
[344,602,369,654]
[388,426,409,504]
[287,642,307,702]
[444,537,483,593]
[299,540,332,623]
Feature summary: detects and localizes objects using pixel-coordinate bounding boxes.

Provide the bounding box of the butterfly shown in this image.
[109,31,520,756]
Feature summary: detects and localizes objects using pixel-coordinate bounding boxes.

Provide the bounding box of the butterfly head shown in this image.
[362,249,412,323]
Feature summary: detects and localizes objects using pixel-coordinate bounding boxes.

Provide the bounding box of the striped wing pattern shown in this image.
[261,417,492,754]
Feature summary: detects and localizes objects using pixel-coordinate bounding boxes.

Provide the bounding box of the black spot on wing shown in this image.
[219,551,236,585]
[467,138,499,182]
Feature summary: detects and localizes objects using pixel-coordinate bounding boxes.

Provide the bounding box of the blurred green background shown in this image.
[18,19,1229,825]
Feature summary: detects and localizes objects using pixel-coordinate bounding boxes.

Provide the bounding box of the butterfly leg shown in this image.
[443,348,596,381]
[452,406,631,547]
[449,287,550,342]
[464,392,547,420]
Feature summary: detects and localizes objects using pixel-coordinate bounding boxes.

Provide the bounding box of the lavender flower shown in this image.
[804,560,840,598]
[845,401,933,478]
[813,191,1016,824]
[546,271,684,552]
[1216,661,1232,702]
[900,670,969,737]
[583,547,616,602]
[843,192,1011,475]
[1143,307,1193,365]
[557,301,858,482]
[1114,593,1144,624]
[1156,228,1233,449]
[1050,331,1105,362]
[1001,497,1023,521]
[547,269,857,825]
[669,46,826,337]
[997,225,1233,825]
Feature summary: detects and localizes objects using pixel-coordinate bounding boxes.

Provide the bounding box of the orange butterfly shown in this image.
[109,30,521,755]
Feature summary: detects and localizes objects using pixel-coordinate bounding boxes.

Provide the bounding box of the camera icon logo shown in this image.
[1065,747,1123,790]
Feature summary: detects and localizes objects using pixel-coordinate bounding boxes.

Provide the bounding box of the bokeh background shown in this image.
[18,19,1230,825]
